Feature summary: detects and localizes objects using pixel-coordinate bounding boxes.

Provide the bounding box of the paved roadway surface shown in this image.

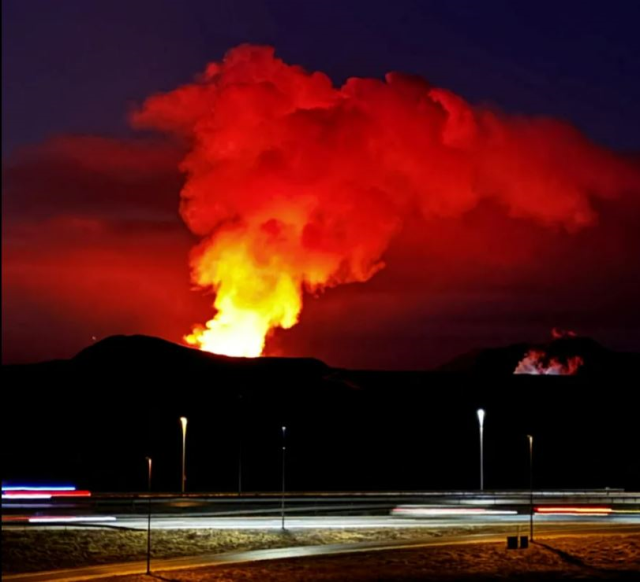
[33,513,639,530]
[4,490,639,521]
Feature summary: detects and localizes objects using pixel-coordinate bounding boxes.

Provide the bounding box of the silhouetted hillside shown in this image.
[437,335,640,377]
[3,335,638,492]
[73,334,331,379]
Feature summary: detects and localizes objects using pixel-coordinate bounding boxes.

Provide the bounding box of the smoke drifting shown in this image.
[132,45,640,357]
[514,350,584,376]
[551,328,578,340]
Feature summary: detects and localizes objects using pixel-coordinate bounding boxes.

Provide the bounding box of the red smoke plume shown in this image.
[132,45,640,357]
[514,329,584,375]
[514,350,584,376]
[551,327,578,339]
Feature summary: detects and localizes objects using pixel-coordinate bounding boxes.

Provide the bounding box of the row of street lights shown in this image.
[142,413,532,573]
[144,420,286,574]
[168,412,532,538]
[142,411,532,561]
[147,408,533,560]
[173,417,283,497]
[145,418,188,499]
[477,408,534,539]
[175,412,530,496]
[144,416,190,575]
[149,417,288,526]
[176,412,530,499]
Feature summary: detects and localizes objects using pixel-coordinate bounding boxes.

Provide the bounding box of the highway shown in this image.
[4,489,639,525]
[3,490,639,582]
[3,490,639,529]
[3,489,638,531]
[8,513,636,530]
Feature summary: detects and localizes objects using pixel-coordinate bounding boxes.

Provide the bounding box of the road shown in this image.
[22,513,634,530]
[4,491,639,582]
[4,489,639,523]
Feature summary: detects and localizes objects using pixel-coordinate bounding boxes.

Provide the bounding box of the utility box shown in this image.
[520,536,529,549]
[507,536,518,550]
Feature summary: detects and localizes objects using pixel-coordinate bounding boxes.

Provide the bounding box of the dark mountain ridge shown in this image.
[3,335,638,492]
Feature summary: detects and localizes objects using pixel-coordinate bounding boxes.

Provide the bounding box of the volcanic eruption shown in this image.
[514,329,584,375]
[514,349,584,376]
[132,45,640,358]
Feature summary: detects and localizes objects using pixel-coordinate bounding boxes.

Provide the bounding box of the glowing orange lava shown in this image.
[183,237,302,357]
[183,270,300,357]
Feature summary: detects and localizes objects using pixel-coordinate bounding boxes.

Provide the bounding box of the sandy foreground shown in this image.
[100,534,640,582]
[3,527,639,581]
[3,526,478,573]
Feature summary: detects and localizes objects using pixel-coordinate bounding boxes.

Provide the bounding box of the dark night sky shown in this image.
[3,0,640,368]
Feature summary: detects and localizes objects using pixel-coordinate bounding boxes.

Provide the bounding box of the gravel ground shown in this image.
[2,525,484,573]
[101,534,640,582]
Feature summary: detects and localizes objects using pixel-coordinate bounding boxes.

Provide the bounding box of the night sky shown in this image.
[3,0,640,369]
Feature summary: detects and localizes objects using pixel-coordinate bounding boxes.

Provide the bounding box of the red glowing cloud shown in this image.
[3,47,640,367]
[1,136,205,363]
[131,45,640,357]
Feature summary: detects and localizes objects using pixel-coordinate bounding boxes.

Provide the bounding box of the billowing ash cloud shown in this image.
[131,45,640,357]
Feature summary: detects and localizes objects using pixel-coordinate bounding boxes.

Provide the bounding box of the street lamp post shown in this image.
[281,426,286,530]
[477,409,485,491]
[180,417,188,494]
[145,456,152,575]
[527,434,534,541]
[238,394,243,495]
[238,435,243,495]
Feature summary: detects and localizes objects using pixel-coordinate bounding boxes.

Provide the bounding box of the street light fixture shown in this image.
[145,456,152,575]
[281,426,286,530]
[180,417,188,494]
[477,409,485,491]
[527,434,534,541]
[238,394,243,495]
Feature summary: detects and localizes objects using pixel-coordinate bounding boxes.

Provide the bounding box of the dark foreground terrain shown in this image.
[3,334,639,491]
[99,534,640,582]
